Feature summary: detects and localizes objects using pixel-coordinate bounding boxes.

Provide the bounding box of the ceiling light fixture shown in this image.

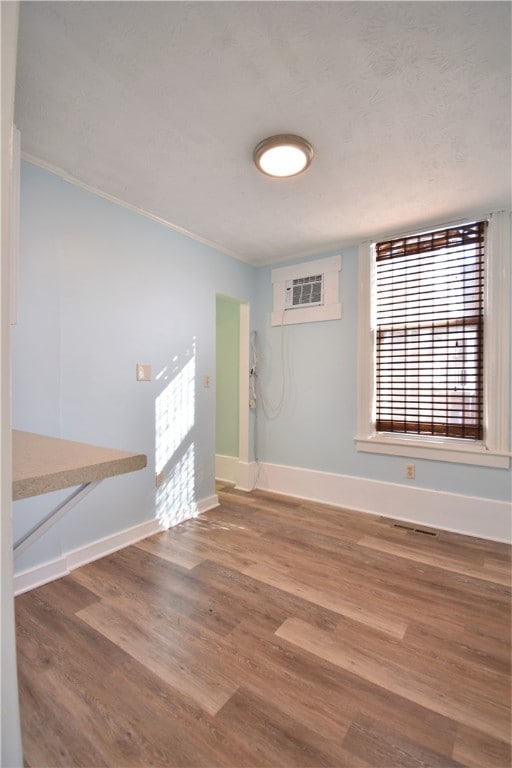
[253,134,314,178]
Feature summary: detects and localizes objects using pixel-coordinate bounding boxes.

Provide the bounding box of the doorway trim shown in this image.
[235,301,256,491]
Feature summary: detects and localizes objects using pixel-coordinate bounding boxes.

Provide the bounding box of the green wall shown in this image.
[216,297,240,457]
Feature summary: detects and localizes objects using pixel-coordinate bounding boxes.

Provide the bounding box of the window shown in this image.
[375,222,485,440]
[356,212,510,468]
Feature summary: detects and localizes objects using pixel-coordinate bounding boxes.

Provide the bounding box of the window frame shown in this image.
[355,212,510,469]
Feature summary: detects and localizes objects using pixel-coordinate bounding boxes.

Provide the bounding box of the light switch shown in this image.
[136,363,152,381]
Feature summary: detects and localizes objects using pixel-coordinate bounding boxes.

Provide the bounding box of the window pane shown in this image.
[375,222,485,440]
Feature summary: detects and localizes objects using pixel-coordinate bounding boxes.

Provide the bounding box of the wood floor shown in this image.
[15,484,511,768]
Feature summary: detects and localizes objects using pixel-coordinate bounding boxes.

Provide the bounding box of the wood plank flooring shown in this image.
[15,484,511,767]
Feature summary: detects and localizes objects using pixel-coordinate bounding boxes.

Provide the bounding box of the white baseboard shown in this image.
[255,462,511,543]
[65,518,161,573]
[14,465,508,596]
[198,494,220,514]
[215,455,257,492]
[235,460,258,492]
[13,557,68,596]
[14,493,220,595]
[215,454,238,483]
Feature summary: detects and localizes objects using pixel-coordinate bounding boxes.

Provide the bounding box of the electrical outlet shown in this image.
[405,463,416,479]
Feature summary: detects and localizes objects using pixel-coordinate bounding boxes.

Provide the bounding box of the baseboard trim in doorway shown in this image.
[235,460,258,492]
[215,455,258,492]
[215,454,238,484]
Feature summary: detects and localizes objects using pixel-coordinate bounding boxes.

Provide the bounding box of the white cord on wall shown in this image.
[251,315,287,419]
[249,321,288,490]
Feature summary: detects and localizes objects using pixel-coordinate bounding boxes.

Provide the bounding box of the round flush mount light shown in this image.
[253,134,314,178]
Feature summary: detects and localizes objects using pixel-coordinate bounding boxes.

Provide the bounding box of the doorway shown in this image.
[215,296,250,488]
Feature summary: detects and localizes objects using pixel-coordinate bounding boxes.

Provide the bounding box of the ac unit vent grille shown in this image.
[286,274,324,309]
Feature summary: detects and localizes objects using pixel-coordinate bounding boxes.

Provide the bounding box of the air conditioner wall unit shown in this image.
[271,254,342,326]
[285,274,324,309]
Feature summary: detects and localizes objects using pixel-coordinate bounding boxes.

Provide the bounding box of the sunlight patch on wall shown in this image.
[155,340,198,528]
[156,443,197,528]
[155,348,195,476]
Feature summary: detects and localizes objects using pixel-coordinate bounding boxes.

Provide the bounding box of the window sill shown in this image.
[355,435,510,468]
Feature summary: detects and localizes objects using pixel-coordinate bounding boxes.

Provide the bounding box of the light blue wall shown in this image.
[12,163,510,577]
[12,162,255,573]
[253,249,511,503]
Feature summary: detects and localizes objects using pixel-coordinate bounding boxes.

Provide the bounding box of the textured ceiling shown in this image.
[15,1,511,265]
